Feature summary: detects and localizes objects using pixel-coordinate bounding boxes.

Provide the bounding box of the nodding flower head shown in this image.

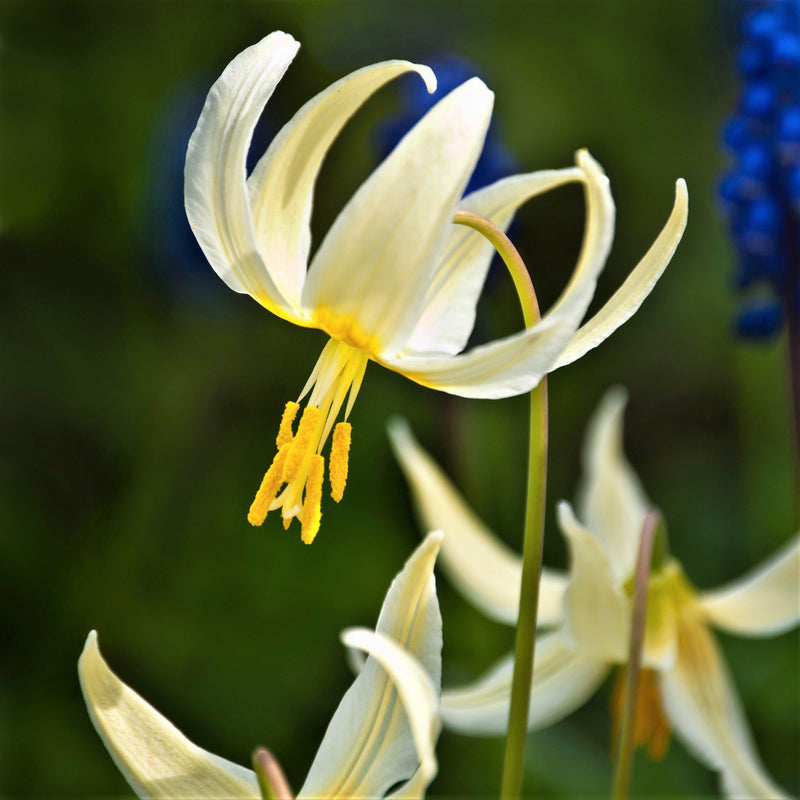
[185,33,687,544]
[719,1,800,340]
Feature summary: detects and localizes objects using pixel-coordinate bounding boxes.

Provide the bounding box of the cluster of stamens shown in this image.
[247,339,366,544]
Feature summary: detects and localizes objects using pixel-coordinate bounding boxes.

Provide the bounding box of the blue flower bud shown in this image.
[740,80,779,120]
[735,298,784,340]
[770,30,800,68]
[743,8,783,42]
[738,141,774,184]
[737,41,769,77]
[723,116,753,153]
[741,196,783,256]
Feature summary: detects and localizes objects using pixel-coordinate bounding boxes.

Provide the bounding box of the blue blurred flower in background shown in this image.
[719,0,800,341]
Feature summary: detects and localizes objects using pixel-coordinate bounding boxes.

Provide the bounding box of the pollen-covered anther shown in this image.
[276,401,300,448]
[301,454,325,545]
[282,406,320,483]
[248,445,290,527]
[329,422,352,502]
[610,667,671,761]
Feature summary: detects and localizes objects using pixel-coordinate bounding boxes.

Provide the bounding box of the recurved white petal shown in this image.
[388,417,566,626]
[300,533,443,799]
[577,387,649,581]
[248,61,436,308]
[78,632,258,800]
[403,166,585,356]
[340,629,441,800]
[185,33,302,322]
[558,502,631,662]
[553,179,688,369]
[440,631,609,735]
[378,150,615,399]
[698,536,800,637]
[303,78,493,355]
[660,614,791,799]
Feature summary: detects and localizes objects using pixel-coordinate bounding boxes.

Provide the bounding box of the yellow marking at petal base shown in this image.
[283,406,320,482]
[248,446,290,526]
[283,515,293,530]
[329,422,352,502]
[610,667,671,761]
[314,306,381,354]
[301,455,325,544]
[276,401,300,448]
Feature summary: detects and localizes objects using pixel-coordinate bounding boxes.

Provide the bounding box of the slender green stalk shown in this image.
[611,509,659,800]
[453,211,546,800]
[253,747,294,800]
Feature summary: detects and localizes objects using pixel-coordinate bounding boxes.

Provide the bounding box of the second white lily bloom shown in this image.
[185,31,688,542]
[390,393,799,799]
[79,533,445,799]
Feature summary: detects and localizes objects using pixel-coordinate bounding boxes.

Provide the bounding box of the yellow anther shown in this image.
[282,406,320,483]
[276,401,300,448]
[329,422,352,502]
[610,667,671,761]
[248,446,290,526]
[301,454,325,545]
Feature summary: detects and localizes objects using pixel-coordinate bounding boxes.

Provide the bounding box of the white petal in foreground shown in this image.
[185,33,300,320]
[440,631,608,736]
[78,632,259,800]
[659,614,791,800]
[300,532,443,799]
[553,179,688,369]
[558,502,631,663]
[379,150,615,399]
[341,628,441,800]
[403,166,585,357]
[388,418,566,627]
[247,60,436,309]
[699,536,800,637]
[303,79,493,356]
[577,387,649,582]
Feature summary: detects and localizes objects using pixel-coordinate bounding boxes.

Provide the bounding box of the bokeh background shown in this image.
[1,1,797,797]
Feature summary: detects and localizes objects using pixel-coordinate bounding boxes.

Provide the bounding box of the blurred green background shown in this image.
[0,1,797,797]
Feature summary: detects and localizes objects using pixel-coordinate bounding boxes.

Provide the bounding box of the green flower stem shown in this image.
[253,747,294,800]
[612,509,660,800]
[453,211,546,800]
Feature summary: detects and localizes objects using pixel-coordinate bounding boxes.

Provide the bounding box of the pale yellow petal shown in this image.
[78,632,258,799]
[388,417,565,626]
[577,387,649,581]
[303,79,493,355]
[558,501,631,662]
[184,33,302,322]
[699,536,800,637]
[553,179,688,369]
[300,533,442,799]
[378,150,615,398]
[404,167,585,356]
[660,614,792,799]
[440,631,609,735]
[341,629,441,800]
[248,61,435,308]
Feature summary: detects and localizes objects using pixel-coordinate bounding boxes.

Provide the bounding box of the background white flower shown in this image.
[390,394,799,799]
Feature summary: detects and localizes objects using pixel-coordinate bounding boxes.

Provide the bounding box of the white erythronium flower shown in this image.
[185,31,688,544]
[389,394,800,799]
[79,532,444,799]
